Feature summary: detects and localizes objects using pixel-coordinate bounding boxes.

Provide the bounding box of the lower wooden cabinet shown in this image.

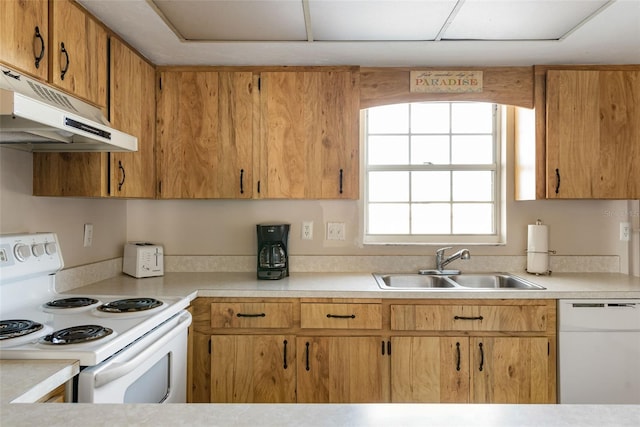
[297,336,386,403]
[390,336,553,403]
[190,297,556,404]
[210,335,295,403]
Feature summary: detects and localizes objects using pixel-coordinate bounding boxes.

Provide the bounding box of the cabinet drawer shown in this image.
[391,304,548,332]
[210,302,293,329]
[301,303,382,329]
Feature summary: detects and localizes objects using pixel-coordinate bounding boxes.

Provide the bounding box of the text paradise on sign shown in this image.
[410,71,483,93]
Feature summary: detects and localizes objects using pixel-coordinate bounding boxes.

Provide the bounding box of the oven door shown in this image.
[77,311,191,403]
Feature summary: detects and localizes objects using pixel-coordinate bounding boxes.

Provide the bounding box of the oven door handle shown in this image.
[94,312,191,388]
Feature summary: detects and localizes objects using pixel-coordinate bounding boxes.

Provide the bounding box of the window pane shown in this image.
[452,103,493,133]
[368,104,409,134]
[411,204,451,234]
[451,135,493,164]
[368,136,409,165]
[452,171,493,201]
[453,203,493,234]
[369,172,409,202]
[411,135,450,165]
[411,171,450,201]
[369,204,409,234]
[410,103,450,133]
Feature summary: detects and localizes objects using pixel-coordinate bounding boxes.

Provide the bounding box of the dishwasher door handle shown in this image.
[572,303,637,308]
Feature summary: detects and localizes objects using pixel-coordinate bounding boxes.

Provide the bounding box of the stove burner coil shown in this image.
[97,298,163,313]
[45,297,100,309]
[0,319,44,340]
[41,325,113,345]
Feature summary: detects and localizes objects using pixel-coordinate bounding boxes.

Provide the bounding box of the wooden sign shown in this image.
[410,70,483,93]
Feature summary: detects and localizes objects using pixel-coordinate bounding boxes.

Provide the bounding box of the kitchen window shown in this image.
[362,101,504,245]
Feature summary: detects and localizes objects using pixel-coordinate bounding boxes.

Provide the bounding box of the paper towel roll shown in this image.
[527,224,548,252]
[527,252,549,274]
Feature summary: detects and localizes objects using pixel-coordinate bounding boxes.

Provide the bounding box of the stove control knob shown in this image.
[45,242,57,255]
[32,243,45,257]
[14,243,31,262]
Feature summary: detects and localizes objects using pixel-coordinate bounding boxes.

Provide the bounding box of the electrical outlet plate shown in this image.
[327,222,345,241]
[302,221,313,240]
[83,223,93,247]
[620,222,631,241]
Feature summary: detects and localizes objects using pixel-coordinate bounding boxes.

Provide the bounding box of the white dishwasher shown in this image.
[559,299,640,404]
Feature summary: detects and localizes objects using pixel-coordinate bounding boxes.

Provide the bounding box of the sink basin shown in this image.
[449,274,546,290]
[374,274,456,289]
[373,273,545,290]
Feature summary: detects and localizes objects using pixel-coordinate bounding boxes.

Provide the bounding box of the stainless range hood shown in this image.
[0,66,137,152]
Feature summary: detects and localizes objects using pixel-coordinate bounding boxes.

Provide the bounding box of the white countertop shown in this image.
[64,271,640,301]
[2,271,639,424]
[0,359,78,404]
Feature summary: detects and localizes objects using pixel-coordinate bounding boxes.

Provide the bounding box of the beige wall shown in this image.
[2,126,637,273]
[0,147,127,268]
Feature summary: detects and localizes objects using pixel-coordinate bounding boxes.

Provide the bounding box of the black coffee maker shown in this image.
[256,224,290,280]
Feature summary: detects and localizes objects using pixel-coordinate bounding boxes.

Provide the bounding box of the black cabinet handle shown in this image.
[555,168,561,194]
[257,180,261,194]
[236,313,266,318]
[240,169,244,194]
[34,26,45,69]
[454,316,484,321]
[60,42,69,80]
[387,340,391,356]
[305,342,310,371]
[326,314,355,319]
[456,342,461,371]
[478,342,484,372]
[339,169,344,194]
[283,340,288,369]
[117,161,125,191]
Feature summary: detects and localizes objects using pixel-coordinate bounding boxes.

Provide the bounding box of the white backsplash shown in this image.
[56,255,620,291]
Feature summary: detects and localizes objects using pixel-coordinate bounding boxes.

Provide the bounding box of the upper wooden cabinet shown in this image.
[258,69,359,199]
[33,38,155,198]
[0,0,48,80]
[50,0,107,109]
[515,66,640,200]
[109,38,156,198]
[156,70,254,199]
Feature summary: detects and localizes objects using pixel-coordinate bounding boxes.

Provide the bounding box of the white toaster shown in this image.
[122,242,164,278]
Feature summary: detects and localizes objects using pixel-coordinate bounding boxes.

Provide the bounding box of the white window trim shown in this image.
[359,103,506,246]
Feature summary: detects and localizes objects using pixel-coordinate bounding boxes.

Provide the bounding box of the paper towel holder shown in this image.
[526,219,556,275]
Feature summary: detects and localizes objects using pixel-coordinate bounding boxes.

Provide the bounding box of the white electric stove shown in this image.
[0,233,191,403]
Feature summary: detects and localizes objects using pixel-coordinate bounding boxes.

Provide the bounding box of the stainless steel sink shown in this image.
[373,273,545,290]
[448,274,546,290]
[374,274,456,289]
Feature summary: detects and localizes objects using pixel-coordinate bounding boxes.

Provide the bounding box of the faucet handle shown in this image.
[436,247,452,255]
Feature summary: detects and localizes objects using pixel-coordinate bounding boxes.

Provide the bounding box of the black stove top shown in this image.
[97,298,163,313]
[41,325,114,345]
[0,319,44,340]
[45,297,100,309]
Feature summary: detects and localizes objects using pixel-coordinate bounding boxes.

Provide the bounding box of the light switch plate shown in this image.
[302,221,313,240]
[327,222,345,240]
[83,223,93,247]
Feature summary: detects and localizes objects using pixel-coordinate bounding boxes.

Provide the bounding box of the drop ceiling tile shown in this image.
[152,0,307,41]
[444,0,611,40]
[309,0,458,40]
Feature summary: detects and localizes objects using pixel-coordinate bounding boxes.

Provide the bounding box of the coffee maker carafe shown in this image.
[257,224,290,280]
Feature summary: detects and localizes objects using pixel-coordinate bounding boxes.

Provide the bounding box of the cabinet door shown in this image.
[391,337,469,403]
[110,38,156,198]
[297,336,385,403]
[470,337,552,403]
[258,70,359,199]
[210,335,295,403]
[0,0,48,80]
[546,70,640,199]
[50,0,107,108]
[157,71,253,198]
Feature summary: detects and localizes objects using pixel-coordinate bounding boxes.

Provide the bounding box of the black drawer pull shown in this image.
[60,42,69,80]
[456,342,461,371]
[454,315,484,321]
[34,26,45,69]
[326,314,355,319]
[305,342,310,371]
[236,313,266,318]
[283,340,288,369]
[479,342,484,372]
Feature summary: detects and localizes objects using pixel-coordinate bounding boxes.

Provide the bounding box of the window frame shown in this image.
[361,102,505,246]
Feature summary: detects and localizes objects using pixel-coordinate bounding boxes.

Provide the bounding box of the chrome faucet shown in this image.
[435,247,471,272]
